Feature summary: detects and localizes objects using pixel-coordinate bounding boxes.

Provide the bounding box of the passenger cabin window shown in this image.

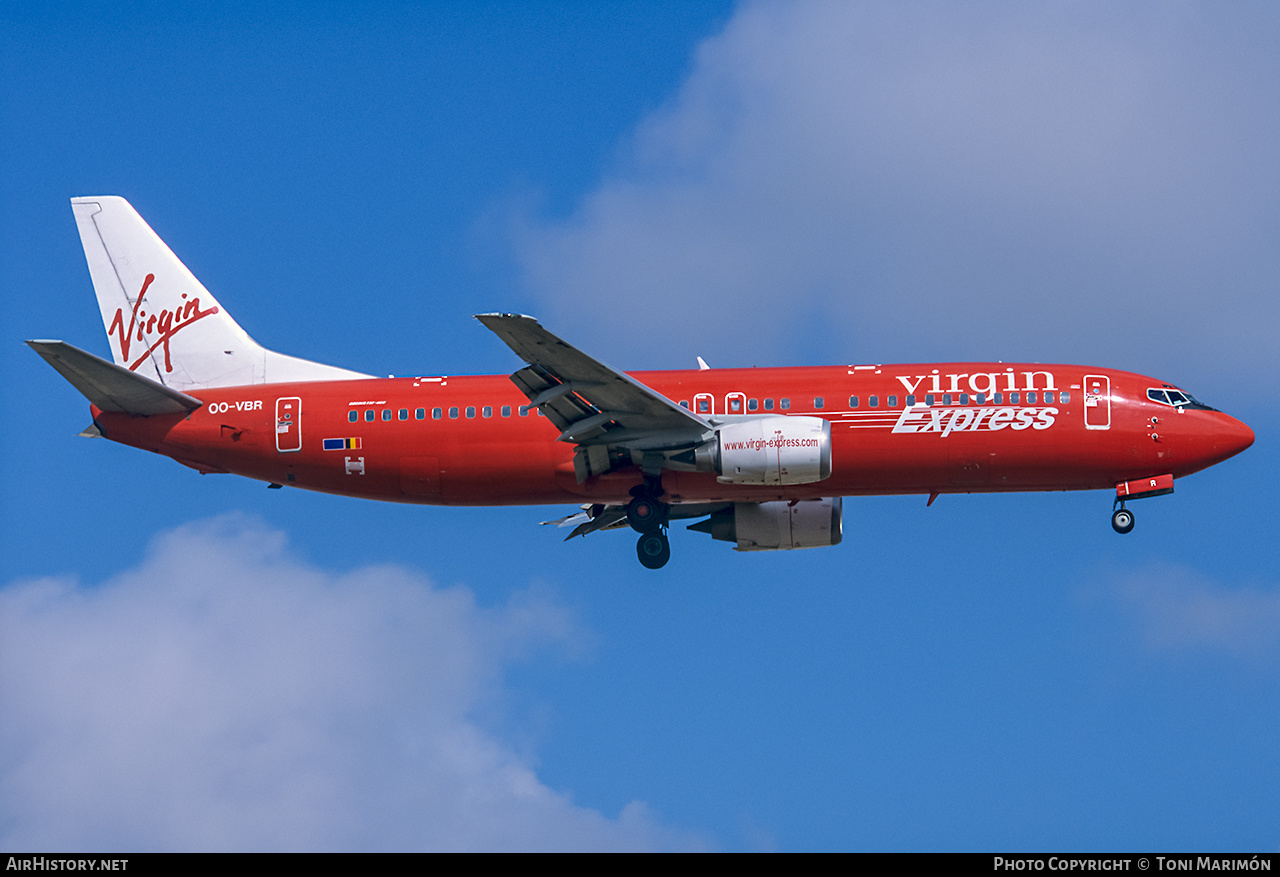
[748,399,758,411]
[1044,392,1055,404]
[432,407,442,419]
[993,393,1003,404]
[415,408,425,420]
[679,400,689,409]
[780,398,790,410]
[975,393,985,404]
[849,395,859,408]
[482,406,492,418]
[449,407,459,419]
[888,395,898,407]
[365,410,375,422]
[869,395,879,408]
[906,395,916,407]
[382,409,392,421]
[943,394,952,406]
[814,397,824,409]
[925,394,935,406]
[349,411,358,423]
[764,399,774,411]
[466,406,476,418]
[1009,392,1019,404]
[960,393,969,405]
[519,405,530,416]
[697,398,710,413]
[502,406,511,417]
[728,396,743,413]
[1060,391,1070,404]
[399,409,408,421]
[1026,392,1037,404]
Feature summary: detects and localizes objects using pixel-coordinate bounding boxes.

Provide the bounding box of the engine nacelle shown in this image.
[713,416,831,485]
[691,498,843,551]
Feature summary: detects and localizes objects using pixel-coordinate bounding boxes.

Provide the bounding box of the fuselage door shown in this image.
[725,392,746,415]
[1083,375,1110,430]
[694,393,715,416]
[276,396,302,452]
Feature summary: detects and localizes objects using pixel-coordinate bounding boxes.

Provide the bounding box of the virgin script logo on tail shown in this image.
[107,273,220,373]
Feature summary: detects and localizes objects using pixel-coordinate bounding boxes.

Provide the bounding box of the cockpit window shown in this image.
[1147,388,1215,411]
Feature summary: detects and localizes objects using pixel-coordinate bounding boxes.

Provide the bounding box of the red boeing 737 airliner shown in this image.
[29,197,1254,568]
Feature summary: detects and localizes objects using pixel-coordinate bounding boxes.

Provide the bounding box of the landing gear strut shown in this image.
[628,474,671,568]
[1111,503,1135,534]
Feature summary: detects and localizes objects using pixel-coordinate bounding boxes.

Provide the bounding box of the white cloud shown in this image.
[0,515,708,851]
[514,1,1280,382]
[1110,563,1280,659]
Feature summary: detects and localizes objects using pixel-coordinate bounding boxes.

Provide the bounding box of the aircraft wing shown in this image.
[543,501,731,540]
[476,314,712,455]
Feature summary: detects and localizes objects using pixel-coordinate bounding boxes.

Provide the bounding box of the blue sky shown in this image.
[2,1,1278,852]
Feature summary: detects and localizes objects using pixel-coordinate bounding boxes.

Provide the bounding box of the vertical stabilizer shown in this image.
[71,197,369,391]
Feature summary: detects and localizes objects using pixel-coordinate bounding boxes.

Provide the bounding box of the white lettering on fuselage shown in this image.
[895,369,1059,397]
[206,400,263,415]
[892,406,1058,435]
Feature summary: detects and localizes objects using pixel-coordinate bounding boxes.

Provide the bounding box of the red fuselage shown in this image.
[89,362,1254,508]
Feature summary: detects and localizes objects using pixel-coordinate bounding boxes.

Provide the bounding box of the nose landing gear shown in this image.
[1111,504,1135,534]
[1111,475,1174,534]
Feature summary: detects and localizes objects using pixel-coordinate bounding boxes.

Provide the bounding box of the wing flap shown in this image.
[27,340,204,416]
[543,501,733,541]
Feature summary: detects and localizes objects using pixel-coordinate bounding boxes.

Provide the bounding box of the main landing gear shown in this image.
[636,531,671,569]
[1111,502,1135,534]
[627,476,671,570]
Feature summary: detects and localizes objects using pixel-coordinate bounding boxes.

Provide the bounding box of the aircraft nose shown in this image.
[1213,413,1255,461]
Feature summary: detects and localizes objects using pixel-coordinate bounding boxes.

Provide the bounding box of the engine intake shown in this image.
[713,415,831,485]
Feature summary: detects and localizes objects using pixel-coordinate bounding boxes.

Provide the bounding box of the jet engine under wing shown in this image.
[475,314,712,455]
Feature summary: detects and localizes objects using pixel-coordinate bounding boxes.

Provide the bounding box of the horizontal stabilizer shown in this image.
[27,340,203,416]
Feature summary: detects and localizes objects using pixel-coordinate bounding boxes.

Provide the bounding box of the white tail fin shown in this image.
[71,196,369,391]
